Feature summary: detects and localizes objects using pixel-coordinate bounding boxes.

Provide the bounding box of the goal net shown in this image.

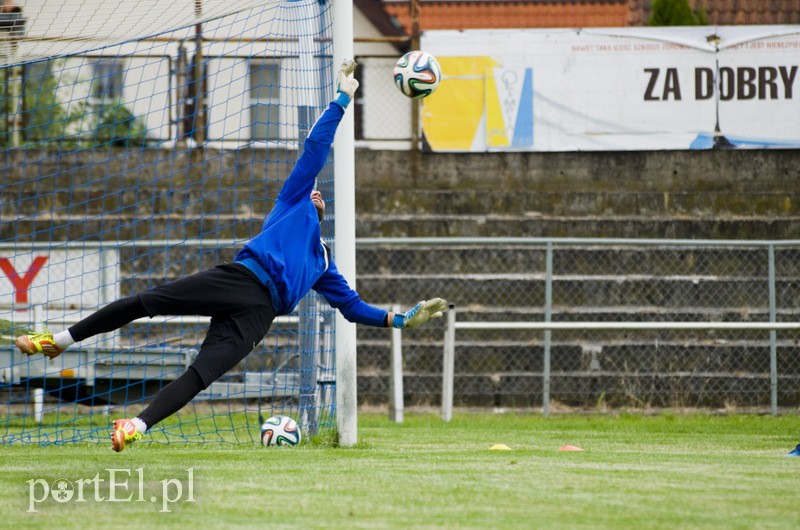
[0,0,342,445]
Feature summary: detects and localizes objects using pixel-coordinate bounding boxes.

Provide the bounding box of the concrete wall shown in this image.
[4,147,799,240]
[354,148,800,239]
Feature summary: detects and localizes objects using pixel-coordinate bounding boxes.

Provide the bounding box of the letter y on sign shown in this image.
[0,256,49,304]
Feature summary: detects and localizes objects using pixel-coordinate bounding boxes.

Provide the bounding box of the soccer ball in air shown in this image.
[260,415,302,447]
[393,50,442,99]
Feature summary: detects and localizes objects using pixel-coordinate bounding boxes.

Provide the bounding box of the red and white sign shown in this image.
[0,249,119,309]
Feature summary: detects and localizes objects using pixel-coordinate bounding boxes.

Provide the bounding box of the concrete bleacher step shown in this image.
[356,189,800,218]
[8,212,800,242]
[355,274,799,309]
[2,188,273,217]
[355,214,800,239]
[356,339,800,374]
[9,215,797,242]
[356,245,800,276]
[355,148,800,194]
[3,216,262,242]
[7,186,796,219]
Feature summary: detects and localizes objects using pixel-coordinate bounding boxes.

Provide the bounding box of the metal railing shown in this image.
[358,237,800,414]
[441,309,800,419]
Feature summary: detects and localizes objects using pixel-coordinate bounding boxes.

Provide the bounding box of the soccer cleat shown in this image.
[111,419,144,453]
[785,444,800,457]
[15,326,65,359]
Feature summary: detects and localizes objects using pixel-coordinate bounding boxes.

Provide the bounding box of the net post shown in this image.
[442,304,456,421]
[33,388,44,424]
[768,243,778,416]
[389,305,404,423]
[543,241,553,417]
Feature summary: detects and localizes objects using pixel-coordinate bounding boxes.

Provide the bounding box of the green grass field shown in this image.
[1,412,799,529]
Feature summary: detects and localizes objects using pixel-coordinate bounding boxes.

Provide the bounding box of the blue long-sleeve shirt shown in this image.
[234,102,388,327]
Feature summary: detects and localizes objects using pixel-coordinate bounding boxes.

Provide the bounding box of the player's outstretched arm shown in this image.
[313,262,447,330]
[277,59,359,205]
[390,298,448,329]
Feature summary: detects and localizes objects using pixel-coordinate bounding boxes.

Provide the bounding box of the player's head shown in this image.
[311,190,324,223]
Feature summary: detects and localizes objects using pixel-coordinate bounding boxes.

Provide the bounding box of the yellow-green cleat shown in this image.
[15,325,65,359]
[111,419,144,452]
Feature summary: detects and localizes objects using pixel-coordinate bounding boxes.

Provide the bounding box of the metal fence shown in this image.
[6,237,800,413]
[354,237,800,412]
[355,55,416,145]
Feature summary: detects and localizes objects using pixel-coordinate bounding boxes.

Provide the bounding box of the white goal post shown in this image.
[332,0,358,447]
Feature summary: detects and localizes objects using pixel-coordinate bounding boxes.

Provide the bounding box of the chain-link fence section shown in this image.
[355,55,413,143]
[355,238,800,411]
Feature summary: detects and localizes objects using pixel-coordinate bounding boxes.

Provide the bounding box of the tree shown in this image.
[0,62,78,148]
[20,60,83,146]
[93,102,148,147]
[647,0,704,26]
[0,60,149,149]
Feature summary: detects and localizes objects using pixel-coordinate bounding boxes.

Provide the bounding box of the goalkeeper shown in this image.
[15,60,447,452]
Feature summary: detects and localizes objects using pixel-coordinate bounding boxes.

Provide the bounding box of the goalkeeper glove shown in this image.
[392,298,447,329]
[334,59,359,109]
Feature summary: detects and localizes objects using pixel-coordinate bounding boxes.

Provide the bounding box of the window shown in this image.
[92,58,124,102]
[22,59,54,108]
[24,59,52,83]
[180,53,207,140]
[249,59,280,142]
[20,60,57,143]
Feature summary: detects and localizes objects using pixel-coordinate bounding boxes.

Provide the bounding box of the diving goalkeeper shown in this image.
[15,60,447,452]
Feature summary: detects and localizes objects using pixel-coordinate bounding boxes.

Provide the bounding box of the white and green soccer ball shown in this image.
[260,415,302,447]
[393,50,442,99]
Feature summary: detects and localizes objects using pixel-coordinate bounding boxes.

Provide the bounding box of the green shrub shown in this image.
[648,0,706,26]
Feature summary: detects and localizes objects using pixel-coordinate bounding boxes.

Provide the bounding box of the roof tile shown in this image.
[383,1,630,31]
[379,0,800,30]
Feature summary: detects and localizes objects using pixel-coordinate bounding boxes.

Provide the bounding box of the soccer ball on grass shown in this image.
[393,50,442,99]
[260,415,302,447]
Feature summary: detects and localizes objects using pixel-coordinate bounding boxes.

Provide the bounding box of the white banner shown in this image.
[421,26,800,152]
[0,249,119,309]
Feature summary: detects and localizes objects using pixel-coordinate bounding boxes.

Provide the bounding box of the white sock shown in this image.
[53,330,75,349]
[131,417,148,433]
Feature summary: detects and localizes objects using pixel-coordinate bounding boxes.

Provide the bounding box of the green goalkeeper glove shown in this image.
[392,298,447,329]
[334,59,359,109]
